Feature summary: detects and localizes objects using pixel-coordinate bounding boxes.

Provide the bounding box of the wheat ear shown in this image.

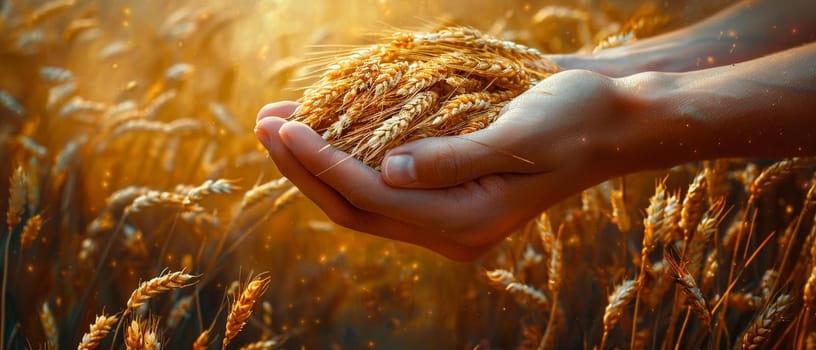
[223,275,272,349]
[127,270,198,310]
[39,302,58,347]
[77,314,119,350]
[741,294,793,349]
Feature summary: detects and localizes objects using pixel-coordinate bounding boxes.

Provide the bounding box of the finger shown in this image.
[277,121,500,230]
[256,101,300,123]
[380,106,539,189]
[255,118,480,260]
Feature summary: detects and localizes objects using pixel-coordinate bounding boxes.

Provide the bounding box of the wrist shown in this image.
[606,71,707,173]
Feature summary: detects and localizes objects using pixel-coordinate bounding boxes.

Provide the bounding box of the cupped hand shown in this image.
[255,70,638,261]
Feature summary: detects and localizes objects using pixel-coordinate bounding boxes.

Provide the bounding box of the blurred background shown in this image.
[1,0,773,349]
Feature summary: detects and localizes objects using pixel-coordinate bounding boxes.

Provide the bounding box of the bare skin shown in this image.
[255,0,816,261]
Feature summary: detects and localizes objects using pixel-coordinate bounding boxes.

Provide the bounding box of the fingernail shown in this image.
[384,154,416,185]
[254,118,274,150]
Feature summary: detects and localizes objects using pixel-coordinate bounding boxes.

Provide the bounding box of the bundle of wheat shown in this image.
[291,26,559,167]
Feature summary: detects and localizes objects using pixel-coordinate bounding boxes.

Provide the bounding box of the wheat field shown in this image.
[3,0,816,349]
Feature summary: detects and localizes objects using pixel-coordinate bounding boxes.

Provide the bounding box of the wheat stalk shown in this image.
[664,245,710,328]
[7,165,26,231]
[601,279,639,349]
[125,191,195,215]
[0,89,25,117]
[47,81,77,110]
[805,266,816,309]
[290,26,558,167]
[193,330,210,350]
[658,193,681,245]
[680,172,708,241]
[240,178,290,210]
[20,213,43,250]
[125,319,144,350]
[183,178,240,206]
[27,0,76,26]
[223,274,272,349]
[750,157,815,201]
[238,338,284,350]
[126,270,198,310]
[39,302,58,347]
[741,294,792,349]
[78,314,118,350]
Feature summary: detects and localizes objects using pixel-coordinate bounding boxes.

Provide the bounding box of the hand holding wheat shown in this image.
[256,69,636,260]
[256,26,816,260]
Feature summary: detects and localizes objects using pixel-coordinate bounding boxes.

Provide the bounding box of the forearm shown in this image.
[566,0,816,76]
[614,42,816,172]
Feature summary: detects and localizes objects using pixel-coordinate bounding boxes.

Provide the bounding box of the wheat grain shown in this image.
[78,314,118,350]
[125,190,201,215]
[238,338,284,350]
[701,251,719,293]
[367,91,438,147]
[758,269,778,300]
[27,0,75,25]
[664,245,710,327]
[741,294,792,349]
[371,61,408,97]
[0,89,25,117]
[193,330,210,350]
[63,17,99,41]
[58,96,106,119]
[52,136,87,177]
[125,319,144,350]
[805,266,816,309]
[486,269,515,287]
[548,237,563,294]
[164,62,194,82]
[7,165,26,231]
[603,279,639,334]
[686,201,724,279]
[750,157,815,201]
[18,136,48,158]
[143,89,178,118]
[20,213,43,250]
[610,184,631,233]
[430,91,493,126]
[240,178,290,210]
[680,172,708,239]
[223,274,272,349]
[143,319,160,350]
[506,282,550,310]
[532,6,589,23]
[108,118,207,140]
[183,179,239,206]
[291,26,557,167]
[40,66,75,83]
[657,193,680,244]
[126,270,198,310]
[395,61,446,96]
[808,331,816,350]
[39,302,58,347]
[47,81,77,110]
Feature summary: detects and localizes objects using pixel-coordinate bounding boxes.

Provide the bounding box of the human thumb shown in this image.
[381,121,532,189]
